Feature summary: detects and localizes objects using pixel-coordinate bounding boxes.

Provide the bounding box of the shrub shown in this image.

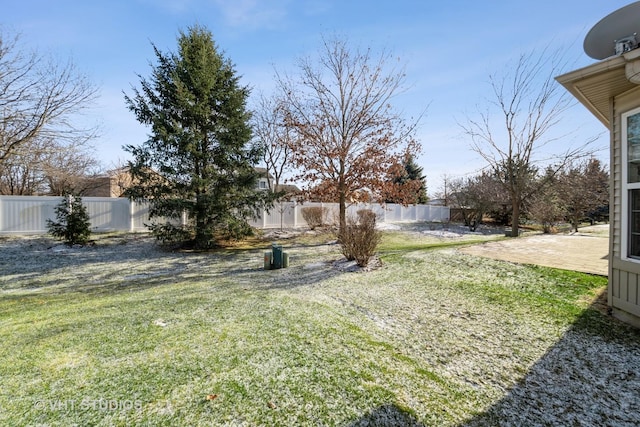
[301,206,327,230]
[148,222,193,248]
[338,209,381,267]
[149,217,255,249]
[46,196,91,246]
[356,208,377,225]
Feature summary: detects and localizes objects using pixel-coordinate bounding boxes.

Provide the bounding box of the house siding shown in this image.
[613,96,622,259]
[612,86,640,319]
[557,50,640,327]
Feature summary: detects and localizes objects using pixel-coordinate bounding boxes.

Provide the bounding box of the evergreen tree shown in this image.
[124,25,272,249]
[46,195,91,246]
[403,155,428,204]
[388,155,428,204]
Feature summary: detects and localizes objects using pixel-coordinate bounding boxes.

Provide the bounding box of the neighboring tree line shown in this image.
[4,20,607,257]
[0,29,100,196]
[0,141,102,196]
[443,157,609,233]
[1,24,428,257]
[456,48,604,236]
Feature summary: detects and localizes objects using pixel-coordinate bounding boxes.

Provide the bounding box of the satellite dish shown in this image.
[584,1,640,60]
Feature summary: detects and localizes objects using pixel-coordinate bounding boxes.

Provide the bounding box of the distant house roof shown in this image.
[279,184,301,194]
[255,167,275,180]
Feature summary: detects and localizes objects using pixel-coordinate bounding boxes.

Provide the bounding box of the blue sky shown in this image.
[2,0,633,195]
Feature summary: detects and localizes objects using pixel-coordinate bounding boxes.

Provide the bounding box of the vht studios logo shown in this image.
[34,398,142,412]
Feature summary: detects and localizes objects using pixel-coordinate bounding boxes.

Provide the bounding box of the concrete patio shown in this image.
[459,224,609,276]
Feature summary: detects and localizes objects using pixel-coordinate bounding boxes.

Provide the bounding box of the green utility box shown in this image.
[272,243,283,269]
[264,243,289,270]
[263,251,272,270]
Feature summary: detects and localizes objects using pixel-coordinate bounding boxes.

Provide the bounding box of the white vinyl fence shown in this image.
[0,196,449,235]
[249,201,449,229]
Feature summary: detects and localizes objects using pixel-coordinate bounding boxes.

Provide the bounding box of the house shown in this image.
[254,167,274,191]
[83,168,132,197]
[85,166,299,198]
[556,2,640,327]
[255,167,301,198]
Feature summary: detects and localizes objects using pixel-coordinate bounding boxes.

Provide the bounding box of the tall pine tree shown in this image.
[403,155,428,204]
[124,25,271,249]
[387,155,428,204]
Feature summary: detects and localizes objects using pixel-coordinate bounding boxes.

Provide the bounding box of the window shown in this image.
[628,110,640,183]
[259,180,267,189]
[631,189,640,257]
[622,107,640,259]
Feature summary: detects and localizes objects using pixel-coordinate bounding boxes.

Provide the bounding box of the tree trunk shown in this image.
[339,191,347,235]
[194,195,209,249]
[510,197,520,237]
[338,163,347,234]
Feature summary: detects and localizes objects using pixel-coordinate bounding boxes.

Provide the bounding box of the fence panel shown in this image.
[383,204,402,222]
[402,205,417,221]
[83,197,131,232]
[0,196,59,233]
[0,196,449,234]
[131,201,152,232]
[255,203,298,229]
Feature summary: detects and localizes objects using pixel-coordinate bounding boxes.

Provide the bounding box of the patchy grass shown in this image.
[0,229,637,426]
[378,223,505,253]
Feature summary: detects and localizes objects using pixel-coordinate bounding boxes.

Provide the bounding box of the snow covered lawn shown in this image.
[0,229,638,426]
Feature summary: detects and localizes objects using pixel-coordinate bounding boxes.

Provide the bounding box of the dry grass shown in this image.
[0,226,638,426]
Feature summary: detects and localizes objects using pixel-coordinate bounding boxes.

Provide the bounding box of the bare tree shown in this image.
[42,142,102,195]
[0,29,98,168]
[434,173,455,207]
[449,172,506,230]
[252,92,297,230]
[461,48,596,237]
[252,92,292,193]
[0,150,44,195]
[555,157,609,232]
[276,35,423,232]
[528,187,565,234]
[0,135,101,195]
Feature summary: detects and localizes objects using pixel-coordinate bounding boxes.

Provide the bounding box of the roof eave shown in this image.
[556,55,631,130]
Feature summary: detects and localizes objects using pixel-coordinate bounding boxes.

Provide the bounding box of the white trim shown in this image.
[621,106,640,262]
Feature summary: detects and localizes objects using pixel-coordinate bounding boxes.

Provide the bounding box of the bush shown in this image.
[149,217,255,250]
[46,196,91,246]
[301,206,327,230]
[338,209,381,267]
[148,222,194,248]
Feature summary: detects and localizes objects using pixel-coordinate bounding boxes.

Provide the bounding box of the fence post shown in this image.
[291,202,297,228]
[262,207,267,229]
[292,202,296,228]
[129,199,135,232]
